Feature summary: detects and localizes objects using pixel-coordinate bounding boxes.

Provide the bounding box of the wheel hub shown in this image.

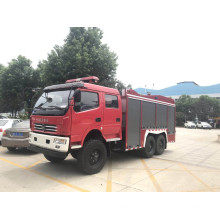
[159,140,164,150]
[89,150,100,165]
[148,141,153,152]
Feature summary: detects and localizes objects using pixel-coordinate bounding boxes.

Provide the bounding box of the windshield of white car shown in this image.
[0,120,8,126]
[14,120,30,128]
[34,90,74,110]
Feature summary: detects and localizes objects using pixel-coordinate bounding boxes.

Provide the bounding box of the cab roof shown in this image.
[44,81,120,95]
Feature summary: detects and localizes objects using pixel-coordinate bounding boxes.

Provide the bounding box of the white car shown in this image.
[197,122,212,129]
[184,121,196,128]
[0,119,22,142]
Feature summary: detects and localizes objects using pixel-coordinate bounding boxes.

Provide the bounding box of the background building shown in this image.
[135,81,220,100]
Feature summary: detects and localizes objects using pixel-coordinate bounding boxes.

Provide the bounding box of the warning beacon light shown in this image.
[66,76,99,84]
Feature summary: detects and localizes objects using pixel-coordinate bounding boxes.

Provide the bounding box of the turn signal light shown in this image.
[0,128,2,132]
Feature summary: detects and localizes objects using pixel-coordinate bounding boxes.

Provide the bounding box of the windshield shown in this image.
[34,90,74,110]
[0,120,9,126]
[14,120,30,128]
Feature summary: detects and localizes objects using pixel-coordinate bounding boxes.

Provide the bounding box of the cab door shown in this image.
[102,94,122,141]
[71,90,103,144]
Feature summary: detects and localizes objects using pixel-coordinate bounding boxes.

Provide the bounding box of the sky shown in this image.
[0,0,220,90]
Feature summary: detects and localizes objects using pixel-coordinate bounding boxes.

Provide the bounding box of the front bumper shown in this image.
[29,132,70,153]
[28,144,68,158]
[1,137,29,148]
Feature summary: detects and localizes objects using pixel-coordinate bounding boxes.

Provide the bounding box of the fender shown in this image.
[143,129,168,147]
[71,125,105,150]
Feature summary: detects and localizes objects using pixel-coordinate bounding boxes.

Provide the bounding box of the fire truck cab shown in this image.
[29,76,175,174]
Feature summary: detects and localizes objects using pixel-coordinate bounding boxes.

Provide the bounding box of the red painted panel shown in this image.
[168,134,175,142]
[102,94,122,139]
[31,108,72,136]
[71,90,103,143]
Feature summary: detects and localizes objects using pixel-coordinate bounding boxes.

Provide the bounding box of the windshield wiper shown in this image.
[46,105,66,110]
[35,103,46,110]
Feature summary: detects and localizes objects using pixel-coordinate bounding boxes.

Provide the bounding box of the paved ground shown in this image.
[0,127,220,192]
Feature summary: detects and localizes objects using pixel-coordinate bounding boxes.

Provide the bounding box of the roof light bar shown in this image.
[66,76,99,84]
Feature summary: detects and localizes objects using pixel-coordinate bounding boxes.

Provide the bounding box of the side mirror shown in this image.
[74,90,81,112]
[74,90,81,102]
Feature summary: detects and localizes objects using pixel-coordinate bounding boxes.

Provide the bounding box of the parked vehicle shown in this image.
[207,118,220,128]
[197,121,212,129]
[1,120,30,151]
[184,121,196,128]
[28,76,176,174]
[0,115,8,119]
[0,119,22,143]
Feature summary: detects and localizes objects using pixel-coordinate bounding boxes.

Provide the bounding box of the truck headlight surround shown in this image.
[53,138,67,145]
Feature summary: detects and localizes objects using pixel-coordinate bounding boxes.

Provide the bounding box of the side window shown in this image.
[105,94,118,108]
[80,91,99,111]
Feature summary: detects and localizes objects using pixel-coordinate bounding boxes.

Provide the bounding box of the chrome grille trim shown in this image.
[34,123,57,132]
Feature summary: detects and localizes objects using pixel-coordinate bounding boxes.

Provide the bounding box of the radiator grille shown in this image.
[34,123,57,132]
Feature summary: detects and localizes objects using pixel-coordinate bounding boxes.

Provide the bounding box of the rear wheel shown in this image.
[155,135,166,155]
[78,139,107,174]
[7,147,16,152]
[44,154,67,163]
[142,135,156,158]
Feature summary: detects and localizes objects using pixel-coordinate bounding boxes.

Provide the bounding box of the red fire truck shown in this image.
[29,76,175,174]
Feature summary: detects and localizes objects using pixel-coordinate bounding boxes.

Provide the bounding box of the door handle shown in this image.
[96,118,101,122]
[116,118,120,122]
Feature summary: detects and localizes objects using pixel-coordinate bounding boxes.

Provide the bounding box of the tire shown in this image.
[7,147,16,151]
[155,135,166,155]
[71,150,79,159]
[142,135,156,158]
[44,154,67,163]
[78,139,107,174]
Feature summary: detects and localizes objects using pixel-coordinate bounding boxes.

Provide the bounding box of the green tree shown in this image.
[176,112,185,126]
[175,94,220,126]
[115,80,132,94]
[192,95,220,121]
[0,56,40,117]
[40,27,118,88]
[176,95,195,114]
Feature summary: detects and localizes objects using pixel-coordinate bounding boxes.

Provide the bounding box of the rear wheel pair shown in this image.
[142,134,166,158]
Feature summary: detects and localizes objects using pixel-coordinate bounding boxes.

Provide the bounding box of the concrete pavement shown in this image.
[0,127,220,192]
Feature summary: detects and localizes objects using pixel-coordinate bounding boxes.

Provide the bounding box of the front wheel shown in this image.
[142,135,156,158]
[44,154,67,163]
[78,139,107,174]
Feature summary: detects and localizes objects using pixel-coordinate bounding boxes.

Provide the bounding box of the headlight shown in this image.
[53,138,67,145]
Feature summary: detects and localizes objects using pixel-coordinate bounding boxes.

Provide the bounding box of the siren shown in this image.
[66,76,99,84]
